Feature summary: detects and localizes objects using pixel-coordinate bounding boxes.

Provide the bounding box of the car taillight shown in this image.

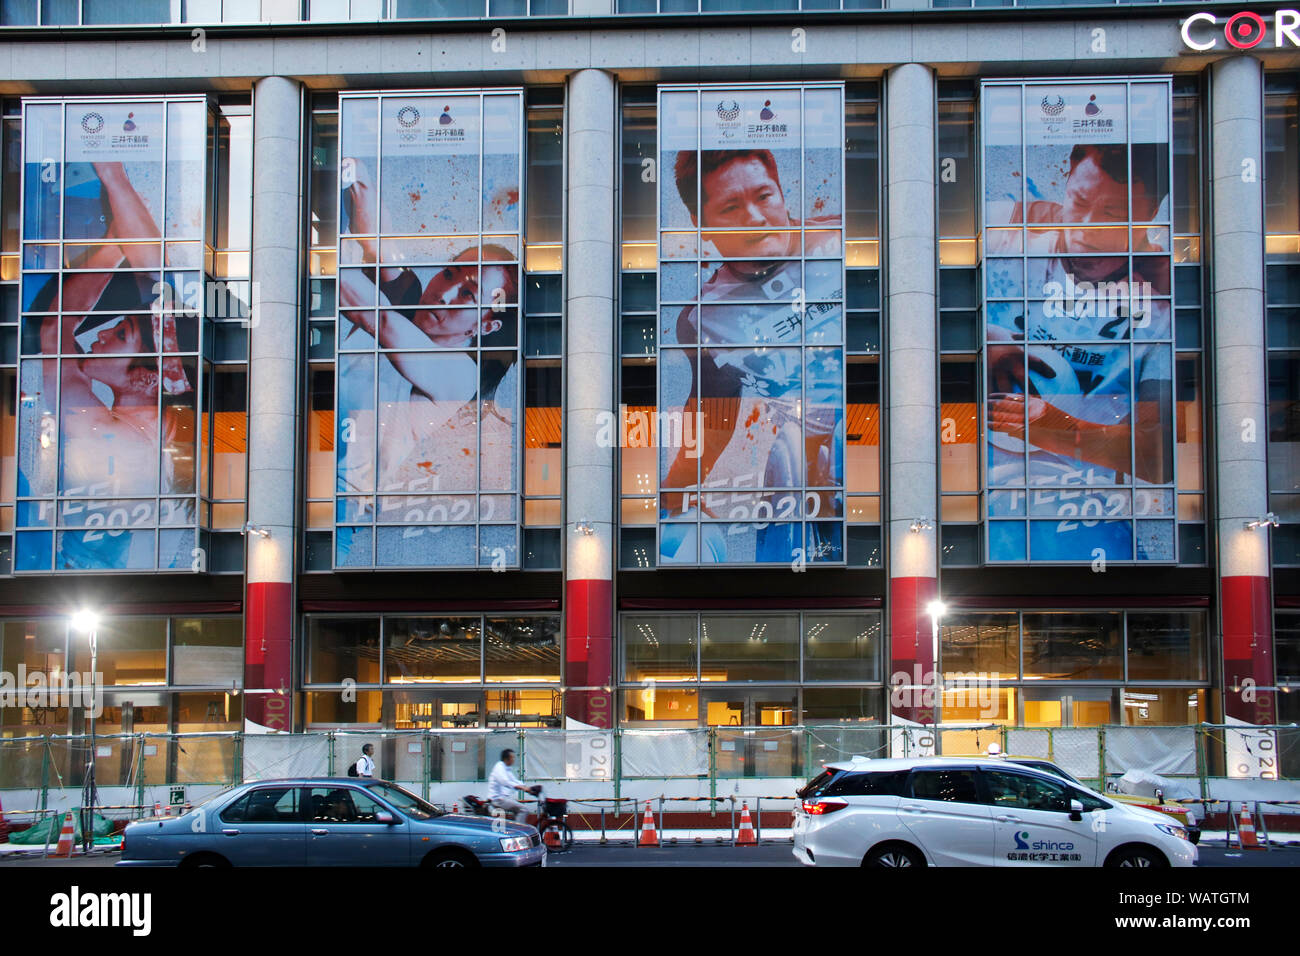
[802,798,848,815]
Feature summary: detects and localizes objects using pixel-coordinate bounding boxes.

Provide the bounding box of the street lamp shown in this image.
[926,600,947,730]
[70,610,100,854]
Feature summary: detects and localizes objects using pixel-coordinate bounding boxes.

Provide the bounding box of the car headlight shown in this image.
[499,836,531,852]
[1154,823,1189,841]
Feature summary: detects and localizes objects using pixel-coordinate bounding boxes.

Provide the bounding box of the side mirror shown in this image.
[1068,799,1084,822]
[375,811,396,825]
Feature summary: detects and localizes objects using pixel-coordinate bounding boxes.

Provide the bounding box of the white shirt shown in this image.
[488,760,521,802]
[356,754,375,778]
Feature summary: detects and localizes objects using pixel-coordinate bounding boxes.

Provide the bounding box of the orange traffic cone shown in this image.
[154,802,163,817]
[638,802,659,847]
[543,826,561,849]
[1238,806,1261,849]
[735,803,757,846]
[452,802,459,814]
[50,811,76,858]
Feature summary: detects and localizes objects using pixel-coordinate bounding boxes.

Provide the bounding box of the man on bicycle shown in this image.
[488,749,536,822]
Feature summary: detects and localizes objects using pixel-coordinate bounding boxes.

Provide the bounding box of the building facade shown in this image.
[0,0,1298,755]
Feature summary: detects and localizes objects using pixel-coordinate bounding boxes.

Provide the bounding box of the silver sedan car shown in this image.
[116,778,546,868]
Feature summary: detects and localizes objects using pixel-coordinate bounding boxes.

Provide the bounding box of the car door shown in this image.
[983,768,1100,867]
[897,768,995,866]
[216,785,306,866]
[305,786,411,866]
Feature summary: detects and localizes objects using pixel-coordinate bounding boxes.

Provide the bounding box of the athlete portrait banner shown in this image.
[16,97,205,572]
[334,91,523,569]
[657,84,846,566]
[981,78,1177,563]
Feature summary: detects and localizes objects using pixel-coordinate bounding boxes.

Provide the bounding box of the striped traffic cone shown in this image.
[49,811,76,858]
[1238,806,1262,849]
[637,802,659,847]
[735,803,757,846]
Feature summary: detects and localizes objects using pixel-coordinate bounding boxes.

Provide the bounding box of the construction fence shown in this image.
[1,723,1298,808]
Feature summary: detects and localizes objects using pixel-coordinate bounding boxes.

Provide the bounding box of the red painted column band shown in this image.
[564,578,613,729]
[889,575,938,724]
[1221,575,1275,724]
[244,581,293,731]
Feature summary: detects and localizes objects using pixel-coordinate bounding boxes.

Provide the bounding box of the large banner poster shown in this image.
[16,98,205,573]
[334,91,523,569]
[657,84,846,566]
[981,79,1177,564]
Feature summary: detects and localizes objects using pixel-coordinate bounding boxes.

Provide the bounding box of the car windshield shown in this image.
[364,781,441,820]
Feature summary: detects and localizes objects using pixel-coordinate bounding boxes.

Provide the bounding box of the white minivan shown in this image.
[792,756,1197,868]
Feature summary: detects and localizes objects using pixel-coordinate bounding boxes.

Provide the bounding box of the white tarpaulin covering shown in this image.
[243,733,329,781]
[1105,726,1197,776]
[1224,716,1281,779]
[620,730,709,778]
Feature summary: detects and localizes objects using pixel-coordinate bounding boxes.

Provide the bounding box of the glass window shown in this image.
[1125,611,1206,681]
[306,617,380,685]
[486,688,559,727]
[622,614,697,682]
[907,768,981,804]
[983,769,1071,813]
[699,613,799,682]
[170,617,242,685]
[1021,612,1122,681]
[484,616,559,682]
[801,687,881,723]
[1279,612,1300,683]
[942,612,1020,679]
[306,786,387,823]
[802,613,880,681]
[383,617,480,684]
[1266,88,1299,254]
[980,79,1177,564]
[305,689,382,726]
[656,84,847,567]
[15,97,210,573]
[333,90,523,570]
[365,781,439,820]
[72,619,167,686]
[221,786,299,824]
[1121,687,1204,726]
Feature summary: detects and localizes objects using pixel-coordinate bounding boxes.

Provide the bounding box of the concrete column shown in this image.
[563,68,617,729]
[1211,55,1275,724]
[244,75,304,732]
[885,63,940,724]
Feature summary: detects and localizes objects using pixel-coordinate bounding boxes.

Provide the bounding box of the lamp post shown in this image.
[70,609,99,854]
[925,600,947,733]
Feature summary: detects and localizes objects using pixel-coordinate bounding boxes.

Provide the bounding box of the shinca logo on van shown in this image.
[1014,830,1076,851]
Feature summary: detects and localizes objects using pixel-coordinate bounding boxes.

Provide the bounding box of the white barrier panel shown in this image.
[1005,728,1051,759]
[243,733,329,781]
[1105,726,1196,776]
[1052,729,1102,781]
[620,730,709,778]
